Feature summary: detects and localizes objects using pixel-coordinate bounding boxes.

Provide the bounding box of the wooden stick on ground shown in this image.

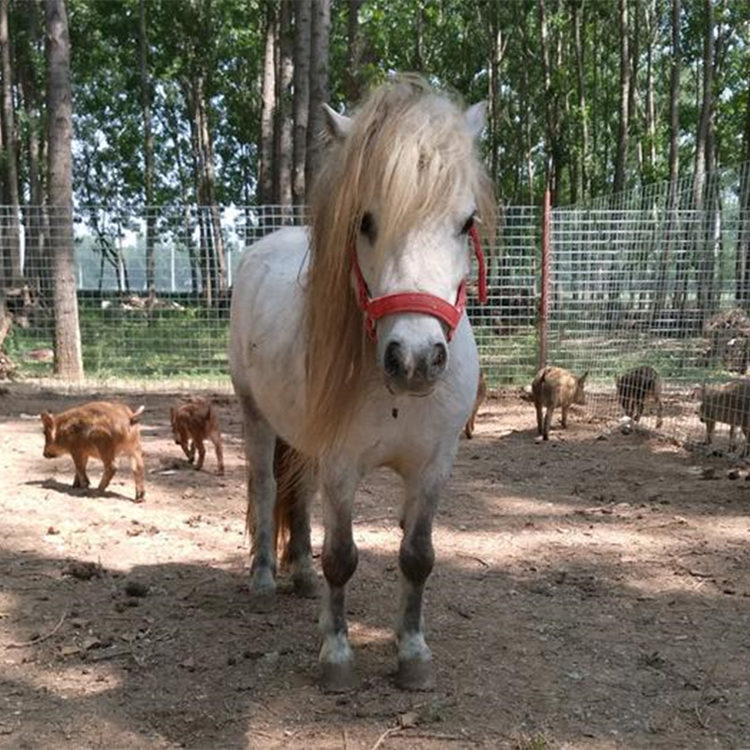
[5,610,67,649]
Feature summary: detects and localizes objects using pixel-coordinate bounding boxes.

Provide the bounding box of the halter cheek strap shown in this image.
[351,225,488,342]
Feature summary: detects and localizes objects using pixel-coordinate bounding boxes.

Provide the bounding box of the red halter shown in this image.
[351,225,488,341]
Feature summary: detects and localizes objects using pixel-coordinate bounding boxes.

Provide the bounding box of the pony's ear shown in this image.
[322,103,352,140]
[464,101,487,139]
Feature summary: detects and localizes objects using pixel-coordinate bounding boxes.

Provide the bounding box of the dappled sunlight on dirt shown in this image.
[2,383,750,748]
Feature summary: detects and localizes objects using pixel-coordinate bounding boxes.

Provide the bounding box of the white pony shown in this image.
[229,75,495,691]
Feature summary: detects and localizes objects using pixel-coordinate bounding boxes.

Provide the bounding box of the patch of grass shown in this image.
[475,325,539,388]
[513,731,550,750]
[8,304,231,382]
[4,303,738,393]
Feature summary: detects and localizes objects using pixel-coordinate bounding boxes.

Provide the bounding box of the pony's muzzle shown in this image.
[383,339,447,394]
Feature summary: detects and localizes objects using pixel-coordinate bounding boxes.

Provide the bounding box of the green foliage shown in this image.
[8,303,231,382]
[9,0,750,209]
[8,0,750,395]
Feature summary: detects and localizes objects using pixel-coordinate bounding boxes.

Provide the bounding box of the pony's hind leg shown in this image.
[318,466,359,692]
[238,393,278,597]
[274,439,317,598]
[395,476,439,691]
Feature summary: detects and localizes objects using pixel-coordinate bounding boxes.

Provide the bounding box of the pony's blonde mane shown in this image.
[302,75,496,456]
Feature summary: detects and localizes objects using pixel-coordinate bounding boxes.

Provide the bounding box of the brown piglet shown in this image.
[532,365,588,440]
[41,401,146,501]
[170,397,225,475]
[464,371,487,439]
[616,365,663,428]
[699,379,750,450]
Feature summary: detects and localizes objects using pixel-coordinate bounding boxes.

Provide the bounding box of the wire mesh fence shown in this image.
[2,160,750,452]
[0,203,539,389]
[548,161,750,450]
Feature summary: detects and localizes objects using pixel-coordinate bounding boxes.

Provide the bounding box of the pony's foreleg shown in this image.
[396,478,440,690]
[238,394,278,596]
[318,469,359,692]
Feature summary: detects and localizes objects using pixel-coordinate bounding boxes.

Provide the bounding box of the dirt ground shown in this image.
[1,384,750,750]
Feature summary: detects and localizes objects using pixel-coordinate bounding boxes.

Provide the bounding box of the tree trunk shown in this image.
[690,0,714,324]
[572,0,589,201]
[613,0,630,194]
[18,4,47,300]
[738,101,750,305]
[538,0,555,199]
[643,0,657,180]
[185,84,210,305]
[652,0,680,326]
[412,2,424,72]
[165,94,198,294]
[274,0,293,210]
[306,0,330,192]
[138,0,157,304]
[629,0,639,183]
[0,0,21,284]
[194,77,226,303]
[692,0,713,212]
[485,3,506,190]
[292,0,311,206]
[345,0,363,103]
[45,0,82,379]
[200,105,226,300]
[667,0,680,189]
[259,1,277,210]
[519,9,534,203]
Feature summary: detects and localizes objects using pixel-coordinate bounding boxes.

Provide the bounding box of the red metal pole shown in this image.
[539,189,551,370]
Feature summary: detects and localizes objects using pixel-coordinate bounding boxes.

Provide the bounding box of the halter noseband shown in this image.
[351,225,488,341]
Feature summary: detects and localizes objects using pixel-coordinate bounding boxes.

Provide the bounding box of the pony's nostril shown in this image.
[431,342,447,371]
[384,341,404,378]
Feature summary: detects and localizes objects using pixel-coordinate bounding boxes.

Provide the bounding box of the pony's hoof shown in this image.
[249,568,276,609]
[396,659,435,691]
[319,661,357,693]
[292,571,319,599]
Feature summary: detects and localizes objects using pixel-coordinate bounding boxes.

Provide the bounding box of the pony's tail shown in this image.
[244,438,315,565]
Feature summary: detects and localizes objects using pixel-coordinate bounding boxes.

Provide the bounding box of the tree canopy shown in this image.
[2,0,749,212]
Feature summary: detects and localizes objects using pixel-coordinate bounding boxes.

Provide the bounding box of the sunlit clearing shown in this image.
[29,665,121,698]
[348,620,393,647]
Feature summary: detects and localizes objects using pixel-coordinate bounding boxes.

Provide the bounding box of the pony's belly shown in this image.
[238,293,308,445]
[247,356,307,445]
[229,228,309,446]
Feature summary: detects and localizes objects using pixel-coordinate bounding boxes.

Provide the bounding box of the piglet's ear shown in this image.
[41,412,53,428]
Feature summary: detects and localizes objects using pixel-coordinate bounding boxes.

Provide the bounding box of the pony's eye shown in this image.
[360,212,377,243]
[461,214,475,235]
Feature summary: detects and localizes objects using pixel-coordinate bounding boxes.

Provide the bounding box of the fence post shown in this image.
[170,244,176,293]
[539,189,551,370]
